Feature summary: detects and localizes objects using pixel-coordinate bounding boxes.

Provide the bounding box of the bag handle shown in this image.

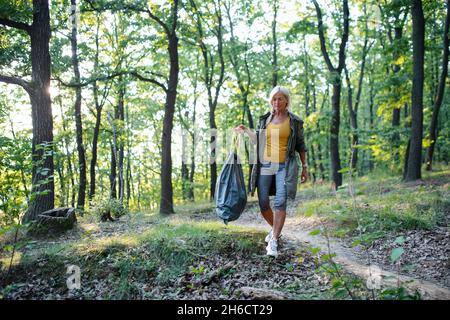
[232,132,242,155]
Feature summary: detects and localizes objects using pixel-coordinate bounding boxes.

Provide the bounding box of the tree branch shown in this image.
[312,0,335,71]
[129,71,168,93]
[83,0,171,36]
[54,71,131,88]
[0,75,33,95]
[337,0,349,71]
[145,8,170,36]
[0,18,31,34]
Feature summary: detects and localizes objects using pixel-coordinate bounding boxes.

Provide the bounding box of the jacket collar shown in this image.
[260,110,299,128]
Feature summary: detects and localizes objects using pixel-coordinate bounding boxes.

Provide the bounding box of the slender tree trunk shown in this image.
[224,2,253,192]
[108,113,118,199]
[186,59,199,202]
[426,0,449,171]
[315,85,327,180]
[271,0,279,87]
[117,79,125,202]
[391,27,403,129]
[312,0,349,189]
[89,100,102,200]
[110,144,117,199]
[137,158,141,210]
[330,82,343,187]
[344,67,358,170]
[310,146,317,182]
[188,88,197,201]
[181,111,189,201]
[126,101,131,207]
[405,0,425,181]
[391,41,402,163]
[160,4,179,214]
[89,15,105,201]
[190,0,225,201]
[70,0,86,212]
[58,90,75,207]
[368,73,375,172]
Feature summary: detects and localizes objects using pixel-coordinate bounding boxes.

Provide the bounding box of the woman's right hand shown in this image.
[234,124,247,134]
[235,124,257,145]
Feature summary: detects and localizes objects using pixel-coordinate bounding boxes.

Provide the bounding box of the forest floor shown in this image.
[184,166,450,300]
[0,167,449,300]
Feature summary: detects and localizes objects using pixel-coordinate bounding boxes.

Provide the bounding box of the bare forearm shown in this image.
[299,151,307,166]
[245,128,257,145]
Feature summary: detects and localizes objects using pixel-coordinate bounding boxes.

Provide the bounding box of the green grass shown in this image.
[1,218,266,299]
[297,166,450,241]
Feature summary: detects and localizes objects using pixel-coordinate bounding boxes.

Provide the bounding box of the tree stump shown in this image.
[30,207,77,236]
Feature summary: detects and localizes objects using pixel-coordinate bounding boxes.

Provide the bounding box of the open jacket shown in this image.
[249,110,307,200]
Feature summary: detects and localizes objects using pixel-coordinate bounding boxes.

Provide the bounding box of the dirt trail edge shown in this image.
[232,209,450,300]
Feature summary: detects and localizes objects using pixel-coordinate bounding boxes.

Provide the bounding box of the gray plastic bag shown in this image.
[215,151,247,224]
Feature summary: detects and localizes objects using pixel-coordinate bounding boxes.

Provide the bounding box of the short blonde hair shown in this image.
[268,86,291,110]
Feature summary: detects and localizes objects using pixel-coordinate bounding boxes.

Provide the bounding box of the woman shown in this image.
[235,86,308,257]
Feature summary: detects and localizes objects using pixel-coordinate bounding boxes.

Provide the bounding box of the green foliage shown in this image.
[297,168,450,242]
[89,195,128,221]
[1,0,450,234]
[379,287,421,300]
[390,247,404,263]
[0,134,31,227]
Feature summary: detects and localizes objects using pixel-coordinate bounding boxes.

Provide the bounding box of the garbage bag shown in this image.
[215,152,247,224]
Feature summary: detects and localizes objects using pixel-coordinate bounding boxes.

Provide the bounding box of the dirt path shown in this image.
[227,201,450,300]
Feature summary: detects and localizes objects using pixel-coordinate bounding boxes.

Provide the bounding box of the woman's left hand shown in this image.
[301,168,308,183]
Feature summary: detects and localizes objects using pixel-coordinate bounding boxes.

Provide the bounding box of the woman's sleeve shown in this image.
[295,120,308,153]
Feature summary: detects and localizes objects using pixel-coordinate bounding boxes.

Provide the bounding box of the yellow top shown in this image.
[263,117,290,163]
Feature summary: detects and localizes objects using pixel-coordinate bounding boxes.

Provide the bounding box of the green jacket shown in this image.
[250,110,307,200]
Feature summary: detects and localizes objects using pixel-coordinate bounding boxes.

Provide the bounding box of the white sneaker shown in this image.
[265,229,273,243]
[266,239,278,257]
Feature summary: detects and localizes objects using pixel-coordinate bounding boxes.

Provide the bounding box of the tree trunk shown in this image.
[108,111,119,199]
[344,67,358,170]
[197,0,225,200]
[317,143,326,180]
[57,90,75,207]
[271,0,278,87]
[89,100,102,200]
[188,92,197,201]
[137,158,141,210]
[391,26,403,129]
[159,10,179,214]
[310,146,317,182]
[224,2,253,194]
[117,79,125,202]
[405,0,425,181]
[181,111,189,201]
[126,100,132,207]
[23,0,54,222]
[70,0,86,212]
[426,0,449,171]
[89,15,104,201]
[391,28,403,161]
[330,82,343,187]
[368,73,375,172]
[312,0,348,189]
[109,139,117,199]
